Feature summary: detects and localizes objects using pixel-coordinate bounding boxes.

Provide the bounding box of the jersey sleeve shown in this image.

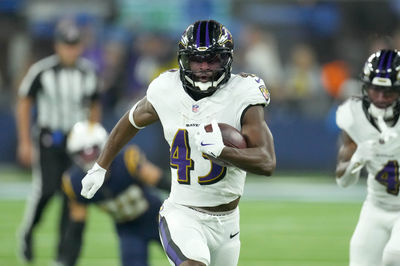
[336,99,362,143]
[234,74,271,127]
[18,63,43,98]
[237,74,270,106]
[336,100,357,133]
[146,78,158,112]
[146,69,177,115]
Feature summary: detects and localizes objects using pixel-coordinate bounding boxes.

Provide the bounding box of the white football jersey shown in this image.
[336,98,400,209]
[147,70,270,207]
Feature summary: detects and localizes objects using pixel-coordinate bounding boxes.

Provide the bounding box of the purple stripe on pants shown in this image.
[159,216,187,265]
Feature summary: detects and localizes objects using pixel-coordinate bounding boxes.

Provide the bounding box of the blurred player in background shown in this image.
[336,49,400,266]
[79,19,276,266]
[55,121,169,266]
[16,20,101,263]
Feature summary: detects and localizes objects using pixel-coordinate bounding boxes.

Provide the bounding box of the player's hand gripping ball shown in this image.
[196,120,247,167]
[204,123,247,149]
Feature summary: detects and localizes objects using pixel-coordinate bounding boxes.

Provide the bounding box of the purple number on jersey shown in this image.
[198,154,226,185]
[170,129,226,185]
[170,129,194,184]
[375,160,400,196]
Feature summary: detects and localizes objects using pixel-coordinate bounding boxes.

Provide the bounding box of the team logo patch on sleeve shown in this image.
[259,85,270,103]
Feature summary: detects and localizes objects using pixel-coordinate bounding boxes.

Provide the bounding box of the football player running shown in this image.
[336,49,400,266]
[57,121,170,266]
[80,20,276,266]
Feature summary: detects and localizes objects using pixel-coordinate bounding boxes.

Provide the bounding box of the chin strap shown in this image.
[368,102,396,121]
[184,67,227,92]
[195,81,214,91]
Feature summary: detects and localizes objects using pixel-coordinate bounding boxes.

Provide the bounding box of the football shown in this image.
[204,123,247,166]
[204,123,247,149]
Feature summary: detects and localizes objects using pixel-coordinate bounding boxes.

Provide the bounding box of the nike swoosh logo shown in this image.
[255,77,261,83]
[201,141,213,146]
[230,231,239,239]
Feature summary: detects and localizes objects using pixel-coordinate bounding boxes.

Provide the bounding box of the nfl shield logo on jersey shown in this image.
[192,104,199,113]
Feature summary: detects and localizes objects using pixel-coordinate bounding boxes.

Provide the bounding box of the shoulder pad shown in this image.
[336,98,365,133]
[336,100,355,131]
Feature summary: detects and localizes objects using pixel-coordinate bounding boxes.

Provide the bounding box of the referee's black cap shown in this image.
[54,21,82,45]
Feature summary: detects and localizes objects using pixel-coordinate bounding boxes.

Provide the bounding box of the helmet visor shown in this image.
[365,84,400,93]
[179,51,231,82]
[180,51,230,68]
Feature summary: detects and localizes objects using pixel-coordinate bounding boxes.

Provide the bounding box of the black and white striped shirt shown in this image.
[19,55,99,133]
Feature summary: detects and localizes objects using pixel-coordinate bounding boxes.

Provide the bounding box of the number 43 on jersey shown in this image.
[170,129,226,185]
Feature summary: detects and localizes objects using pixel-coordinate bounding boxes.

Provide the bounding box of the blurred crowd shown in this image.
[2,0,400,169]
[1,1,400,113]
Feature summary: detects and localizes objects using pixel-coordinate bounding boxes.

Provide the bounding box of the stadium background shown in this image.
[0,0,398,265]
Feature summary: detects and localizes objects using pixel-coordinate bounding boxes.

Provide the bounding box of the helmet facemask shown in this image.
[178,20,234,97]
[179,50,232,94]
[363,85,400,121]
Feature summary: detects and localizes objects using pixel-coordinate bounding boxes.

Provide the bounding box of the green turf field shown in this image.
[0,168,363,265]
[0,199,361,266]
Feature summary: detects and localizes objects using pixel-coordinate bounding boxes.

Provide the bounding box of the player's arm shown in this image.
[97,97,159,169]
[81,97,159,199]
[336,131,357,178]
[335,131,366,187]
[124,146,171,191]
[137,157,171,192]
[16,65,41,168]
[16,96,33,167]
[219,105,276,176]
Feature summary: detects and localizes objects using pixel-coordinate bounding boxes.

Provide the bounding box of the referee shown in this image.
[16,21,101,263]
